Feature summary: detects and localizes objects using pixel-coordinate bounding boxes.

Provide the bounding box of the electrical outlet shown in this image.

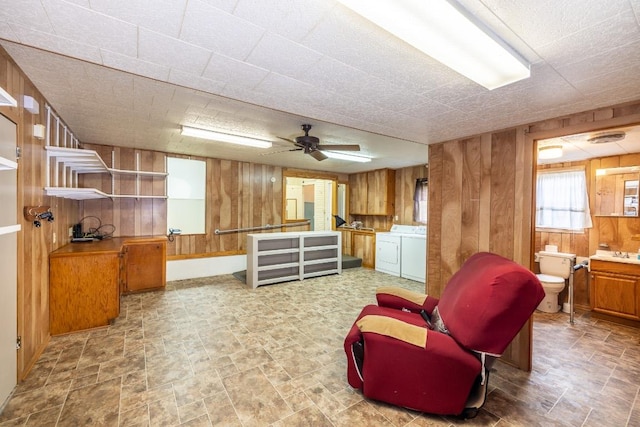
[53,232,56,244]
[394,215,399,221]
[68,226,73,237]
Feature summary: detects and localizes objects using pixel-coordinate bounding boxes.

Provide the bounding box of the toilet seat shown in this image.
[536,273,564,284]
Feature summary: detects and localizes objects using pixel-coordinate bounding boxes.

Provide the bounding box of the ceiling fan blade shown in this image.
[277,136,297,144]
[316,144,360,151]
[309,150,328,161]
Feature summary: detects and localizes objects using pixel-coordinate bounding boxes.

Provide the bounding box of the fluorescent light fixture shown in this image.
[181,126,272,148]
[323,151,372,163]
[0,86,17,107]
[337,0,530,90]
[538,145,563,160]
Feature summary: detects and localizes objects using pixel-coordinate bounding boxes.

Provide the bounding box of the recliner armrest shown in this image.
[376,286,438,313]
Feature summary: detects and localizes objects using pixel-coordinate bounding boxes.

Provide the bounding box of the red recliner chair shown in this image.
[344,252,545,417]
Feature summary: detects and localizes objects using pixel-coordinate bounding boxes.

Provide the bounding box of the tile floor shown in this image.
[0,268,639,426]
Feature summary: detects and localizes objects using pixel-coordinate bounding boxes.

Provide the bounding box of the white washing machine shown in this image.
[376,225,425,278]
[400,226,427,282]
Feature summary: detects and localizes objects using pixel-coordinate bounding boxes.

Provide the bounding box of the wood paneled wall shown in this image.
[428,129,535,370]
[1,47,80,381]
[79,146,309,258]
[395,165,428,225]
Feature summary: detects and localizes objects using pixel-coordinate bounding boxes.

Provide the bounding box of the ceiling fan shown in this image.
[277,124,360,161]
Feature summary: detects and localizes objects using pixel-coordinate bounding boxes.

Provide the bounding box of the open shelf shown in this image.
[0,156,17,170]
[45,146,167,200]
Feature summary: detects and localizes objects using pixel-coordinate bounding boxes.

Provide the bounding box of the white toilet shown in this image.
[536,251,576,313]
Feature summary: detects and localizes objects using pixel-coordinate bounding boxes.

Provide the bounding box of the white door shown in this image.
[0,114,18,406]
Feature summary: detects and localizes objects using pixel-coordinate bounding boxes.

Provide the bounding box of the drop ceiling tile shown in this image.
[138,27,211,75]
[233,0,334,42]
[480,0,631,49]
[0,22,18,42]
[168,69,226,96]
[202,53,269,89]
[89,0,188,38]
[0,0,52,33]
[181,0,264,60]
[101,49,171,81]
[556,40,640,85]
[7,23,103,64]
[43,0,137,57]
[538,11,640,69]
[244,32,323,79]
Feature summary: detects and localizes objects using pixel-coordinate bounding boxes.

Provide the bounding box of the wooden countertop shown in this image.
[51,236,167,256]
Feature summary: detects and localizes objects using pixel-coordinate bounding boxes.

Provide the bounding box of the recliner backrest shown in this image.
[436,252,545,355]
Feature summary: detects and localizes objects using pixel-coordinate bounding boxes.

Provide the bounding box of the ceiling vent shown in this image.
[587,131,626,144]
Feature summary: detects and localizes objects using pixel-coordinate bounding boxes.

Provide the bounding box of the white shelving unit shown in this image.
[247,231,342,289]
[44,146,167,200]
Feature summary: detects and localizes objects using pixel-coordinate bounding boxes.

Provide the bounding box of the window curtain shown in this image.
[413,178,428,223]
[536,169,592,230]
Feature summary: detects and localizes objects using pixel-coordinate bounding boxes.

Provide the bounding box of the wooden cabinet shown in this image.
[349,168,395,215]
[351,231,376,268]
[590,259,640,321]
[247,231,341,289]
[50,248,121,335]
[122,239,167,293]
[349,173,369,214]
[49,237,166,334]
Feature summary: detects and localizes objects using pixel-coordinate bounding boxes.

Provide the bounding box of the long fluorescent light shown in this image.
[181,126,273,148]
[323,151,372,163]
[337,0,530,90]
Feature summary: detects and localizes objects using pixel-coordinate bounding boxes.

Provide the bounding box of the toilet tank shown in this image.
[538,251,576,279]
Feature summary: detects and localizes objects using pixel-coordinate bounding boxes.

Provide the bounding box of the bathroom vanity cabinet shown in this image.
[589,259,640,321]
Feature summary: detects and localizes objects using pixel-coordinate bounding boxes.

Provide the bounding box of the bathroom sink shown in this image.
[589,250,640,265]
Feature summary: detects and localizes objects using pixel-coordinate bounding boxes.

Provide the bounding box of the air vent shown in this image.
[587,132,626,144]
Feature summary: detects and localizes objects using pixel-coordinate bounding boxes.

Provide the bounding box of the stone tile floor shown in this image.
[0,268,639,426]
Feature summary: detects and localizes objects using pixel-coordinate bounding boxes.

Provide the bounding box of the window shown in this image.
[413,178,428,224]
[167,157,206,234]
[536,168,592,231]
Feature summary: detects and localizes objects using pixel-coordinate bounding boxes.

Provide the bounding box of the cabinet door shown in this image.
[349,173,368,214]
[341,230,352,256]
[367,169,396,215]
[591,272,639,319]
[352,233,375,268]
[123,241,166,293]
[50,253,120,335]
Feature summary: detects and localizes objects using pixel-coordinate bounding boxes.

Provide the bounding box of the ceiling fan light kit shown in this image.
[181,126,273,149]
[277,124,363,162]
[337,0,530,90]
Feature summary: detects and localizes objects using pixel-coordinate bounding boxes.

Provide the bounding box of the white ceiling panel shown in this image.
[1,0,640,173]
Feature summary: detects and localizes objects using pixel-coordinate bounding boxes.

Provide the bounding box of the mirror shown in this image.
[595,166,640,216]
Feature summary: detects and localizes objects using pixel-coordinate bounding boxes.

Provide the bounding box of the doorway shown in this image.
[282,169,341,231]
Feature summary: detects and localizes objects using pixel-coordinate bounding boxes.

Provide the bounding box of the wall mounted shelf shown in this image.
[44,146,167,200]
[0,156,18,170]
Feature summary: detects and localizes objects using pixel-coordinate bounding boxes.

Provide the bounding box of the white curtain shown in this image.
[536,169,592,230]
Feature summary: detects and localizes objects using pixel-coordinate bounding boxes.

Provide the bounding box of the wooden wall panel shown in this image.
[1,47,81,381]
[394,165,428,225]
[428,127,534,369]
